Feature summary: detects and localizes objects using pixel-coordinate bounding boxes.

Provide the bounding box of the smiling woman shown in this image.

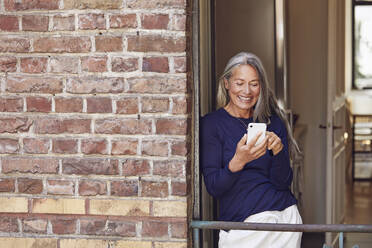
[223,64,261,119]
[200,52,302,248]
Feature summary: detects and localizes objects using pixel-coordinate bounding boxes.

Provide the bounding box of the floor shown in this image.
[343,181,372,248]
[302,180,372,248]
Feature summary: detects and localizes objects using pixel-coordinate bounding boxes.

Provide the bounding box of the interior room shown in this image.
[197,0,372,247]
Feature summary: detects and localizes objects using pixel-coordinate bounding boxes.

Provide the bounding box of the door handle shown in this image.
[319,124,342,129]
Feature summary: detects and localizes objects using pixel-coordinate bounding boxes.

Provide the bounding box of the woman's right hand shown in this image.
[228,132,268,173]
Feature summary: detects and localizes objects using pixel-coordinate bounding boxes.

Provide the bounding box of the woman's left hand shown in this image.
[266,131,283,156]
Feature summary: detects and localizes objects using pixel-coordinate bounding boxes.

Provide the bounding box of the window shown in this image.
[353,0,372,89]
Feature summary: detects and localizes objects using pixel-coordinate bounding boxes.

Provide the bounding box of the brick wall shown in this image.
[0,0,190,247]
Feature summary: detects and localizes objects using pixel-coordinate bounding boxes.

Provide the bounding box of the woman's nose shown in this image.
[243,83,251,93]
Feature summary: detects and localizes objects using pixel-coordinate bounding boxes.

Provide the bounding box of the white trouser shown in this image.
[219,205,302,248]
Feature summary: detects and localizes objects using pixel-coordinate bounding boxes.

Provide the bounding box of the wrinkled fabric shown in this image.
[219,205,302,248]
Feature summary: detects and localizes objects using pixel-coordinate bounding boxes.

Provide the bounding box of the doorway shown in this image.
[199,0,292,247]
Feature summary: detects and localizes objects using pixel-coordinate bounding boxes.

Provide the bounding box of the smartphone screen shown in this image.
[246,123,267,145]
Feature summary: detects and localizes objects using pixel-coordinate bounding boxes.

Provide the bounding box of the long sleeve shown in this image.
[269,119,293,190]
[200,117,239,198]
[199,109,297,222]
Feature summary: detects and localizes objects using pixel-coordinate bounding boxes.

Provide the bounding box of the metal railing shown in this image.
[190,220,372,248]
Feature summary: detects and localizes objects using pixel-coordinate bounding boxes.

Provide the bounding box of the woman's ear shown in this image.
[224,78,229,90]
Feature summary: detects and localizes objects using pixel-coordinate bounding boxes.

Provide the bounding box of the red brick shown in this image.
[50,56,79,73]
[174,56,186,73]
[0,15,19,31]
[81,138,108,155]
[111,57,138,72]
[67,77,124,94]
[5,0,59,11]
[87,97,112,113]
[95,36,122,52]
[156,118,187,135]
[143,57,169,73]
[142,140,168,157]
[81,56,107,72]
[23,218,47,234]
[0,217,18,232]
[172,96,187,114]
[52,139,78,154]
[23,138,50,154]
[141,180,168,198]
[21,57,47,73]
[122,159,150,176]
[127,0,186,9]
[111,180,138,196]
[127,77,186,94]
[35,118,91,134]
[142,97,169,113]
[0,37,30,52]
[51,218,76,234]
[52,15,75,31]
[62,158,119,175]
[0,117,32,133]
[0,138,19,154]
[0,97,23,112]
[47,179,75,195]
[34,37,91,53]
[171,140,187,156]
[95,118,152,135]
[171,181,187,196]
[22,15,49,31]
[79,180,106,196]
[116,98,138,114]
[26,96,51,112]
[127,35,186,52]
[64,0,121,9]
[142,220,168,238]
[0,56,17,72]
[111,139,137,155]
[80,219,106,235]
[2,157,58,174]
[6,76,63,94]
[141,14,169,30]
[0,178,15,192]
[153,160,184,177]
[170,14,186,31]
[110,14,137,28]
[79,14,105,30]
[106,220,136,237]
[18,178,43,194]
[171,222,187,238]
[55,97,83,113]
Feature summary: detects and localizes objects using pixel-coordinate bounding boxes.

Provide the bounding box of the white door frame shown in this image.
[326,0,347,244]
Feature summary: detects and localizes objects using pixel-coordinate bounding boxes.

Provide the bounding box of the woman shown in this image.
[200,52,302,248]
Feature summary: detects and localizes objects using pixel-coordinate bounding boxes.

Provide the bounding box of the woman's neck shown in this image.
[224,103,252,119]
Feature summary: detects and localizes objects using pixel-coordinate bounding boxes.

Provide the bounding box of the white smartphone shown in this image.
[246,123,267,145]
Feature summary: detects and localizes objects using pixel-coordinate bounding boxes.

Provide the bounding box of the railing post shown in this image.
[339,232,343,248]
[193,228,200,248]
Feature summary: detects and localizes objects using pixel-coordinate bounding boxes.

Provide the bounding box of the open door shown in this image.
[326,0,347,244]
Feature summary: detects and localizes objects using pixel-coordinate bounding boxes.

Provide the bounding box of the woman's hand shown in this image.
[228,132,268,173]
[266,131,283,156]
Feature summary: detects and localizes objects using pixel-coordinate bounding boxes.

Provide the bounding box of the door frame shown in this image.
[326,0,347,244]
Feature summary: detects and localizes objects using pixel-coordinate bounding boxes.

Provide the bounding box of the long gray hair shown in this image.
[217,52,300,159]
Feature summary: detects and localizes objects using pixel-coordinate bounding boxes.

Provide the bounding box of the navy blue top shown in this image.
[200,108,297,222]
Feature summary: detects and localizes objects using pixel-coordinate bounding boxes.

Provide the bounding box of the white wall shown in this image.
[215,0,276,91]
[287,0,328,224]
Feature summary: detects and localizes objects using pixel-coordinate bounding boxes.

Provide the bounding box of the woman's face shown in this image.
[224,64,261,114]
